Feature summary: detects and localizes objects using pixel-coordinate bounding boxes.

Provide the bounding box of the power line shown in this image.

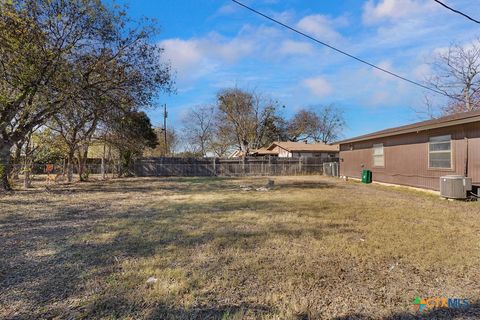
[230,0,453,98]
[433,0,480,25]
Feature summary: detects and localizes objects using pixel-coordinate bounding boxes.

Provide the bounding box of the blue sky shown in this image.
[122,0,479,140]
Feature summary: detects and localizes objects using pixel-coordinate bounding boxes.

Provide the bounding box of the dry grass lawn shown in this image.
[1,176,479,319]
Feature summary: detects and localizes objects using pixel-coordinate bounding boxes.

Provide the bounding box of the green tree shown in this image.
[0,0,172,190]
[107,111,158,176]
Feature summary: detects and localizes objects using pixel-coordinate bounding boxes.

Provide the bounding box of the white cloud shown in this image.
[302,76,333,97]
[373,60,396,80]
[272,10,296,24]
[413,63,431,80]
[296,14,344,42]
[363,0,436,24]
[205,32,255,62]
[159,33,256,84]
[279,40,314,56]
[160,38,203,73]
[216,3,237,15]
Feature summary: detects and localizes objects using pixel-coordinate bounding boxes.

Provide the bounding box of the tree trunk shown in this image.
[0,142,13,191]
[66,149,75,182]
[77,150,82,181]
[23,139,32,188]
[101,142,106,180]
[23,160,32,189]
[77,148,86,181]
[11,141,23,180]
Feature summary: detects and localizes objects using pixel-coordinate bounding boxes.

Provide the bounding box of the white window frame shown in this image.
[428,135,452,169]
[372,143,385,167]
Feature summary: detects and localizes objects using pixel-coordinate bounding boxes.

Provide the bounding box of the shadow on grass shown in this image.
[145,303,274,320]
[275,181,340,190]
[68,176,340,194]
[0,188,355,319]
[1,177,340,200]
[332,301,480,319]
[84,297,275,320]
[63,177,237,195]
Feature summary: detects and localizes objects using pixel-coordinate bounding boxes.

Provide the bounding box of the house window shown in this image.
[429,135,451,169]
[373,144,384,167]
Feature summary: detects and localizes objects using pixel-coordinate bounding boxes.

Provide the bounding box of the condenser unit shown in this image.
[440,176,472,199]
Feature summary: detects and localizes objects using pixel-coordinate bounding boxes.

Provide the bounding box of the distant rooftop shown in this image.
[267,141,339,152]
[250,147,279,155]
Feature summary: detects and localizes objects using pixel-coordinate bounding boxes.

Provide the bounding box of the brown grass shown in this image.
[1,176,479,319]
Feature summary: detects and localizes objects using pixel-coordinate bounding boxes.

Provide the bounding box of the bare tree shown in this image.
[287,105,345,143]
[209,123,236,157]
[287,109,320,142]
[216,88,279,154]
[182,105,215,157]
[49,105,98,182]
[315,104,346,143]
[426,39,480,115]
[144,127,178,157]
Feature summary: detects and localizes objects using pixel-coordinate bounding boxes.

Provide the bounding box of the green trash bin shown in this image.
[361,169,372,184]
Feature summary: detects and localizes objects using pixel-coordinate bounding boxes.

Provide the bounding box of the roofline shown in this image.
[267,141,339,152]
[283,148,338,152]
[337,114,480,144]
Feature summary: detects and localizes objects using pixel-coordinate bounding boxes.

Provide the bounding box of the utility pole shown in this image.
[163,104,168,156]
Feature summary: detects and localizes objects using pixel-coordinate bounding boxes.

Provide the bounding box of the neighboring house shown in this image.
[228,150,245,158]
[229,147,278,158]
[337,109,480,191]
[249,147,279,157]
[266,141,339,158]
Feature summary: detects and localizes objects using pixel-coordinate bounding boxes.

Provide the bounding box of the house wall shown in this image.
[339,122,480,190]
[296,152,338,158]
[277,149,339,158]
[273,146,289,157]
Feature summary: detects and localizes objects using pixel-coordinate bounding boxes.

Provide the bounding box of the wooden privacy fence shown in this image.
[134,157,339,177]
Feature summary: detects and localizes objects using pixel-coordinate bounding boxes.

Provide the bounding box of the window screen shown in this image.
[429,135,451,168]
[373,144,384,167]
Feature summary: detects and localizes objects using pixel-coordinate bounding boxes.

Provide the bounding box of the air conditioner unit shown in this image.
[440,176,472,199]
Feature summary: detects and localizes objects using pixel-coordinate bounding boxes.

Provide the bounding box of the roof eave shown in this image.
[289,149,338,152]
[337,115,480,145]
